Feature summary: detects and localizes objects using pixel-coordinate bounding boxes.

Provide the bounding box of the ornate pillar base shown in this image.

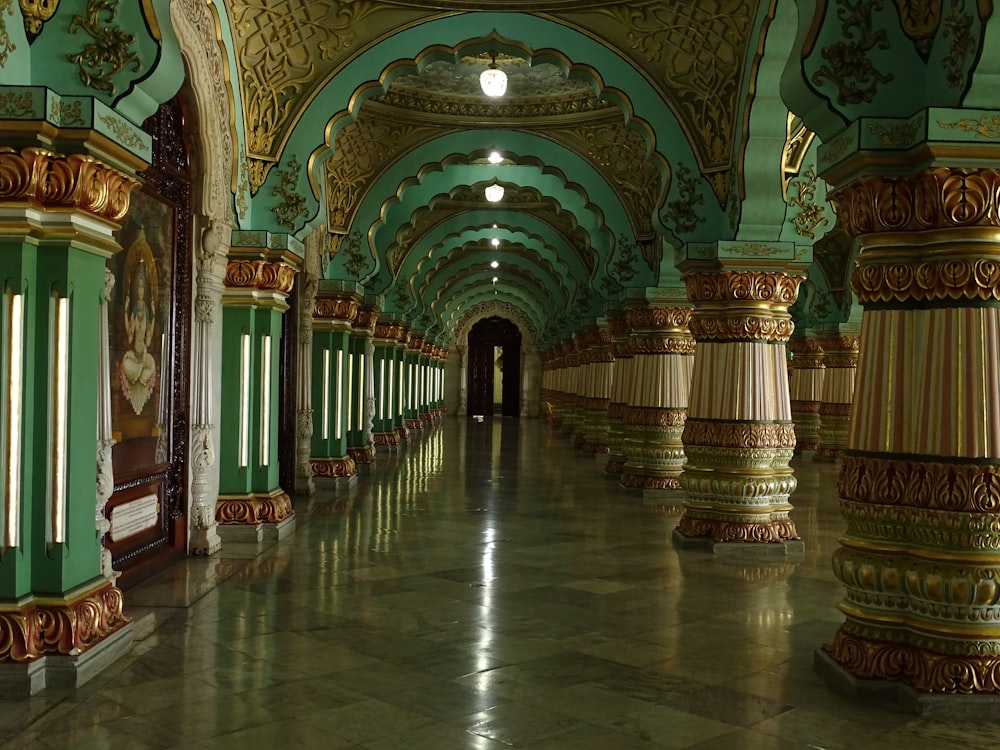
[621,407,686,494]
[189,525,223,556]
[405,418,423,434]
[814,405,850,461]
[814,642,1000,717]
[0,580,132,696]
[311,456,358,480]
[672,525,804,557]
[790,406,821,454]
[395,425,410,442]
[374,431,402,451]
[604,403,627,475]
[217,490,296,544]
[348,444,376,467]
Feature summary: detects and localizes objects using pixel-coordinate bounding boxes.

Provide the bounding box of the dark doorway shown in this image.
[468,317,521,417]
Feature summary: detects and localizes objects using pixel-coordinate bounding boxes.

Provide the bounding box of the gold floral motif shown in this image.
[790,399,822,414]
[938,113,1000,139]
[51,99,83,126]
[98,113,145,151]
[0,91,32,117]
[942,0,976,88]
[684,271,803,304]
[853,255,1000,305]
[0,147,138,221]
[788,336,825,356]
[310,457,357,478]
[676,516,800,543]
[271,155,308,229]
[683,420,796,449]
[841,499,1000,550]
[67,0,141,95]
[224,260,297,294]
[664,163,705,235]
[604,456,626,475]
[0,0,14,66]
[867,120,920,147]
[788,165,831,239]
[36,582,129,657]
[313,297,359,322]
[820,356,858,370]
[812,0,894,106]
[354,308,377,332]
[824,626,1000,693]
[374,431,400,447]
[839,454,1000,512]
[621,473,682,491]
[689,316,796,342]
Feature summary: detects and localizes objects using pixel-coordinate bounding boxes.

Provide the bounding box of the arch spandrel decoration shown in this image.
[453,301,538,354]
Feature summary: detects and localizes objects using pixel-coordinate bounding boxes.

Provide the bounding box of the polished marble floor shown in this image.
[3,418,999,749]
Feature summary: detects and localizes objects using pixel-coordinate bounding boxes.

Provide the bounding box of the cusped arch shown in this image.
[454,302,538,354]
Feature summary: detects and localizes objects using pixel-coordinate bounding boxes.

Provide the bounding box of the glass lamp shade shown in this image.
[484,184,505,202]
[479,68,507,97]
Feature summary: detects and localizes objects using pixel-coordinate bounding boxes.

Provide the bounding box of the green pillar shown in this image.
[403,333,422,435]
[216,244,298,540]
[372,317,404,449]
[310,283,361,480]
[0,147,138,693]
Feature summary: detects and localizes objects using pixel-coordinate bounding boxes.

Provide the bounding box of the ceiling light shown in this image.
[492,223,498,228]
[491,238,500,247]
[485,184,504,202]
[488,151,503,165]
[492,276,499,283]
[490,260,499,268]
[480,52,507,97]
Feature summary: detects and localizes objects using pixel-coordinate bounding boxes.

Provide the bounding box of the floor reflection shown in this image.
[2,418,997,748]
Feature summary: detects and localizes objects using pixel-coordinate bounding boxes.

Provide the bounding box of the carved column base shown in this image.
[395,425,410,442]
[605,402,626,474]
[816,406,850,460]
[621,407,686,490]
[405,418,422,433]
[217,491,294,522]
[0,579,133,694]
[677,420,799,545]
[348,445,375,465]
[257,490,294,523]
[605,455,626,474]
[189,526,222,556]
[790,401,821,453]
[419,412,433,428]
[820,621,1000,699]
[374,431,401,450]
[310,456,357,479]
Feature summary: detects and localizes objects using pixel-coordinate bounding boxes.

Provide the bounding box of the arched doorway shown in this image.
[467,317,521,418]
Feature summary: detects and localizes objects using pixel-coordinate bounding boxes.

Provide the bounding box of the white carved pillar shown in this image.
[96,268,119,581]
[187,217,227,555]
[295,241,319,496]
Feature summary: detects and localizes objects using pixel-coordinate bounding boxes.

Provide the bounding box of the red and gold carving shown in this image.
[374,431,400,447]
[216,495,259,524]
[348,445,375,464]
[790,399,821,414]
[225,260,297,294]
[405,418,422,431]
[824,626,1000,694]
[0,146,139,221]
[257,490,294,523]
[0,609,42,662]
[788,337,824,356]
[374,322,403,340]
[395,426,409,441]
[853,256,1000,306]
[625,305,693,331]
[683,419,796,449]
[604,457,626,474]
[313,297,359,322]
[689,316,795,342]
[623,406,687,427]
[630,336,696,354]
[840,454,1000,513]
[684,271,803,305]
[354,308,378,332]
[676,515,799,543]
[832,167,1000,237]
[310,456,357,478]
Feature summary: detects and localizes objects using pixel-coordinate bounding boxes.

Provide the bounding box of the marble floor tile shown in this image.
[5,418,1000,749]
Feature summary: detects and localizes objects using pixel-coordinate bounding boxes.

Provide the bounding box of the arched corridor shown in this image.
[3,419,993,748]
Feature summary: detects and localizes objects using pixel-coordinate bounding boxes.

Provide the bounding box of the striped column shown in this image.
[675,267,804,548]
[559,339,582,439]
[604,311,632,475]
[814,332,859,461]
[620,303,695,494]
[580,324,614,455]
[787,335,825,454]
[820,167,1000,696]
